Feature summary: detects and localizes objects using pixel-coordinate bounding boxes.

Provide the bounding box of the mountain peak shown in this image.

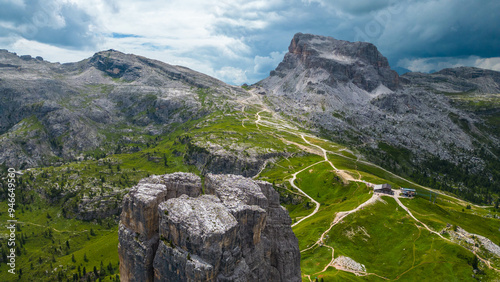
[288,33,389,68]
[262,33,399,95]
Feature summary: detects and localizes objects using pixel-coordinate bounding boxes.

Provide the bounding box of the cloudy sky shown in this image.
[1,0,499,85]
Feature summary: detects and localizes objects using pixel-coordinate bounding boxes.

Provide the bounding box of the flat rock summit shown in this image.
[118,172,301,282]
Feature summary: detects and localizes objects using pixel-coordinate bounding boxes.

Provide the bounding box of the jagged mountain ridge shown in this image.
[258,33,500,201]
[0,49,247,168]
[402,66,500,94]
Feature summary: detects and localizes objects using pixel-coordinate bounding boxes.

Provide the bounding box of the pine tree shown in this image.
[108,262,114,274]
[472,255,479,270]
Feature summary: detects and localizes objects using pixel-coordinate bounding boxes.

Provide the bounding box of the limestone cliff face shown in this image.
[266,32,399,93]
[119,173,203,281]
[118,172,301,282]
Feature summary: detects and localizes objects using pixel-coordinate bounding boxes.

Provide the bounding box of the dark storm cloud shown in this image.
[294,0,500,71]
[324,0,394,15]
[370,0,500,65]
[0,0,98,49]
[212,0,500,78]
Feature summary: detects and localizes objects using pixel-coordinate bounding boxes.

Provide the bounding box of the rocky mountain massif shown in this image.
[2,34,499,203]
[0,49,247,168]
[258,33,500,203]
[118,172,300,282]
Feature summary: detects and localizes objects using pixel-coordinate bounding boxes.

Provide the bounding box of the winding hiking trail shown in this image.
[300,193,382,254]
[391,191,447,240]
[17,221,89,234]
[290,161,324,227]
[391,191,500,273]
[237,89,499,278]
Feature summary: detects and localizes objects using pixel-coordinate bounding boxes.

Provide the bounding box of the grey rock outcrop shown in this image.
[402,66,500,94]
[184,138,288,178]
[118,172,300,282]
[119,173,203,281]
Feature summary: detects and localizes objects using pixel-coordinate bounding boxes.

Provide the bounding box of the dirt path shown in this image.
[252,159,271,180]
[301,135,337,170]
[390,191,448,240]
[301,134,357,183]
[391,191,500,272]
[280,137,323,155]
[290,161,325,227]
[301,193,381,254]
[302,193,390,279]
[17,221,88,234]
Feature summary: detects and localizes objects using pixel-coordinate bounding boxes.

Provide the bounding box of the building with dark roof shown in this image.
[373,183,393,195]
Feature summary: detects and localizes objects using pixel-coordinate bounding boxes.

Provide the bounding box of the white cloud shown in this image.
[0,0,25,7]
[254,51,286,74]
[475,57,500,72]
[397,55,500,73]
[215,66,248,85]
[8,38,94,62]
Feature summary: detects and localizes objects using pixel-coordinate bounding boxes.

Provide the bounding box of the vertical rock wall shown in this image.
[118,172,301,281]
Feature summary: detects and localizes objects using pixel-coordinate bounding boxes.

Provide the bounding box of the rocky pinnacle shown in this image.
[118,172,301,282]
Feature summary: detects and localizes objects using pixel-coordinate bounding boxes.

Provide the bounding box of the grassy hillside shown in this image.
[1,90,499,281]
